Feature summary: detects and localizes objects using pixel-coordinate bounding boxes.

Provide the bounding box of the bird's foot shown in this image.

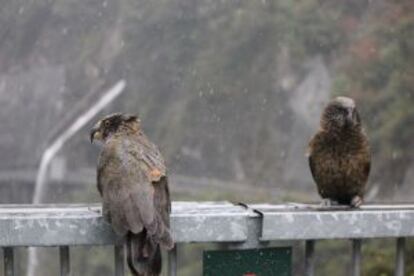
[351,196,363,208]
[320,199,338,207]
[87,206,101,214]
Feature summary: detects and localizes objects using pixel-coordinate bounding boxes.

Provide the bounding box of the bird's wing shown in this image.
[363,134,371,181]
[365,160,371,180]
[134,133,167,182]
[133,133,173,247]
[360,150,371,184]
[98,134,171,243]
[308,153,317,182]
[307,137,318,182]
[307,135,326,198]
[97,137,155,236]
[153,176,174,249]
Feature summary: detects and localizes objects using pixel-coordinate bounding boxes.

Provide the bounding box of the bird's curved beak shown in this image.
[346,108,355,125]
[90,124,102,143]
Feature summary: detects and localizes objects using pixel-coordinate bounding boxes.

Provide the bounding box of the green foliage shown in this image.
[333,0,414,194]
[1,0,414,275]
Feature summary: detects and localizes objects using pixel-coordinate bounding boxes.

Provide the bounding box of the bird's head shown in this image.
[90,113,140,143]
[321,96,361,131]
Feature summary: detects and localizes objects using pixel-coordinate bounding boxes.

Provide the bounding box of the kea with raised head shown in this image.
[90,113,174,276]
[308,97,371,208]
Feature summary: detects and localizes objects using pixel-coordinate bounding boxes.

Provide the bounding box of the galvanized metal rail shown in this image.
[0,202,413,275]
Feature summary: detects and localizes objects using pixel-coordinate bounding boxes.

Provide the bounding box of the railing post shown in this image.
[3,247,14,276]
[220,215,265,250]
[351,239,362,276]
[59,246,70,276]
[114,245,124,276]
[395,237,405,276]
[168,245,178,276]
[305,240,315,276]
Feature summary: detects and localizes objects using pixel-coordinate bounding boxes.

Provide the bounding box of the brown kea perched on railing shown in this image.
[91,113,174,276]
[308,97,371,208]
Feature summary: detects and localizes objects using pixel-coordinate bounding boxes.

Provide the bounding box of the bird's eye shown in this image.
[104,120,110,127]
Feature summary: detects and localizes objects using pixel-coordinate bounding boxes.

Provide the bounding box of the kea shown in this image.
[90,113,174,276]
[307,97,371,208]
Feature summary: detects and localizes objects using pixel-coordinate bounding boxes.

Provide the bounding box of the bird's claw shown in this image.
[351,196,363,208]
[320,199,338,207]
[88,207,101,214]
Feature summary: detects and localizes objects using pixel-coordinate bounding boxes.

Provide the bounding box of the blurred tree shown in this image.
[334,0,414,197]
[1,0,414,275]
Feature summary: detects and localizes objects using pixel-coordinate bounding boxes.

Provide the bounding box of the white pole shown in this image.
[27,80,126,276]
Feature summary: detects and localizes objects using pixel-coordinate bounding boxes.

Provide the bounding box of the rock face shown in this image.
[0,0,411,203]
[0,66,65,169]
[284,56,331,189]
[0,1,333,197]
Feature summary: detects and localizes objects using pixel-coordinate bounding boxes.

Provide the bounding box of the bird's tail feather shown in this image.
[127,231,162,276]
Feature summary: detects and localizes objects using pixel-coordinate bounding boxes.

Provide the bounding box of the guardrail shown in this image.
[0,202,412,275]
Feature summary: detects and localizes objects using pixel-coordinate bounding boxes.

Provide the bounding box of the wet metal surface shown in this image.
[395,237,405,276]
[351,239,361,276]
[257,204,414,240]
[1,203,414,247]
[3,247,14,276]
[0,202,254,246]
[59,246,70,276]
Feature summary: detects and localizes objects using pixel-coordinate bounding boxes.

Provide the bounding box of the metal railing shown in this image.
[1,202,413,276]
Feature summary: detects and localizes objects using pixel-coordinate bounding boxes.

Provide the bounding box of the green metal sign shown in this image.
[203,247,291,276]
